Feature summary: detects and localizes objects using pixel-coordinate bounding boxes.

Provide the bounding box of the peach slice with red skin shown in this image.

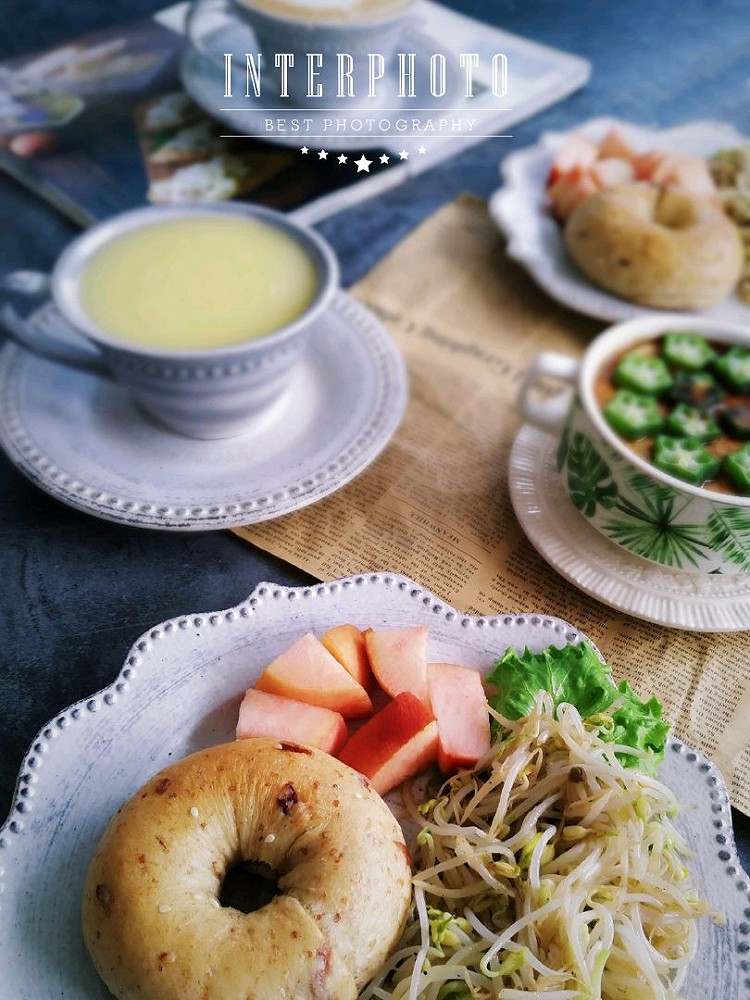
[547,133,599,185]
[632,150,717,197]
[547,165,600,222]
[255,632,373,719]
[337,692,438,795]
[236,687,348,755]
[321,623,373,691]
[364,625,431,708]
[648,152,717,198]
[590,156,635,188]
[596,127,636,162]
[427,662,491,773]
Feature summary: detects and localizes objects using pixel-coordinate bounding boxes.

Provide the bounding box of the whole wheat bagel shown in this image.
[81,738,412,999]
[564,182,743,309]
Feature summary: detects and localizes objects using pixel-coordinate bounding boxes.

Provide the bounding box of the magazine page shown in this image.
[0,1,588,225]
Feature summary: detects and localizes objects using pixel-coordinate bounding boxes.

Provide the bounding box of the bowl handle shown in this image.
[0,271,105,373]
[518,351,580,434]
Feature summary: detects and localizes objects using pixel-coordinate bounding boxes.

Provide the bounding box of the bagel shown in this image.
[81,738,412,999]
[564,181,743,309]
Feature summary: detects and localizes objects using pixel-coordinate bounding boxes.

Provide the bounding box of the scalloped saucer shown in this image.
[489,117,750,324]
[0,292,407,530]
[509,424,750,632]
[0,573,748,998]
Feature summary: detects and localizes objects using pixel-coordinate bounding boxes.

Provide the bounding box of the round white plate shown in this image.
[181,0,462,151]
[509,423,750,632]
[0,292,407,530]
[0,572,748,998]
[489,117,750,323]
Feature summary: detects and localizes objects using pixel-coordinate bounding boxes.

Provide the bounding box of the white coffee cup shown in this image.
[0,203,339,439]
[226,0,416,107]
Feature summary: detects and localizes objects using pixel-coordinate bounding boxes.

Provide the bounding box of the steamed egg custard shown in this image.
[78,215,319,351]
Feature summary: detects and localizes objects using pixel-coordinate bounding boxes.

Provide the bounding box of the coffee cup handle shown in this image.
[518,351,580,433]
[0,271,106,373]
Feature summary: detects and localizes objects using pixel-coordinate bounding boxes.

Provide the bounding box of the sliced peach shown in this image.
[338,692,438,795]
[236,688,348,755]
[590,156,635,188]
[428,662,491,774]
[650,153,716,197]
[633,148,669,181]
[547,166,600,222]
[255,632,373,719]
[596,127,636,162]
[321,623,373,690]
[365,625,430,708]
[547,133,599,185]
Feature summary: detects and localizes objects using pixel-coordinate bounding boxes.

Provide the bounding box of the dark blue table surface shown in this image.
[2,0,749,892]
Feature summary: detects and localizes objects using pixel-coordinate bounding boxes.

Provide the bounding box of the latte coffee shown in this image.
[229,0,413,105]
[237,0,412,23]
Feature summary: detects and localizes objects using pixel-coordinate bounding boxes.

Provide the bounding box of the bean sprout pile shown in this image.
[363,694,717,1000]
[711,144,750,302]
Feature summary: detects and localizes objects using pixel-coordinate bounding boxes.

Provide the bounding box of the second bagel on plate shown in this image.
[564,181,743,309]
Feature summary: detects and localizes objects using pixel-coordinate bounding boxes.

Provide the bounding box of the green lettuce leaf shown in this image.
[486,643,669,772]
[487,642,618,720]
[610,681,671,776]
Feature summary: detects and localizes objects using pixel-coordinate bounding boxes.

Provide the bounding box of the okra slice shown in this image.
[613,352,672,394]
[652,436,720,486]
[665,403,719,442]
[661,331,717,371]
[603,390,663,440]
[719,403,750,440]
[713,346,750,392]
[723,444,750,494]
[667,371,724,410]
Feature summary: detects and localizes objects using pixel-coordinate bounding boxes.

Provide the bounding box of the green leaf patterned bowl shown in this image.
[518,315,750,575]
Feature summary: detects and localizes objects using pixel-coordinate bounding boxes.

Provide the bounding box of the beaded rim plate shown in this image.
[0,572,748,998]
[0,292,407,530]
[509,423,750,632]
[488,117,750,323]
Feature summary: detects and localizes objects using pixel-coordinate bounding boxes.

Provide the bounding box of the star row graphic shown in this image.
[300,146,427,172]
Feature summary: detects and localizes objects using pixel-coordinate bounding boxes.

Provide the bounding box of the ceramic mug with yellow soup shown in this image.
[0,203,339,438]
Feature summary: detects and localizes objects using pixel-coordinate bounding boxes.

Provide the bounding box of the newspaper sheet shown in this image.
[235,195,750,814]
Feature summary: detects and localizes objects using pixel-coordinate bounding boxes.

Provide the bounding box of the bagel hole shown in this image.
[655,187,695,229]
[219,860,279,914]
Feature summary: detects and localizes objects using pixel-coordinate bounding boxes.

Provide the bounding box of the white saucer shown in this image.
[0,292,407,531]
[509,424,750,632]
[181,0,462,151]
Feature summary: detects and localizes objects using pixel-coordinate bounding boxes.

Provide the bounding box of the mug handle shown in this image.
[0,271,106,373]
[518,351,581,433]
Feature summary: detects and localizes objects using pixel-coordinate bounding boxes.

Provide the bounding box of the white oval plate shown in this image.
[1,573,748,998]
[489,117,750,323]
[0,292,407,530]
